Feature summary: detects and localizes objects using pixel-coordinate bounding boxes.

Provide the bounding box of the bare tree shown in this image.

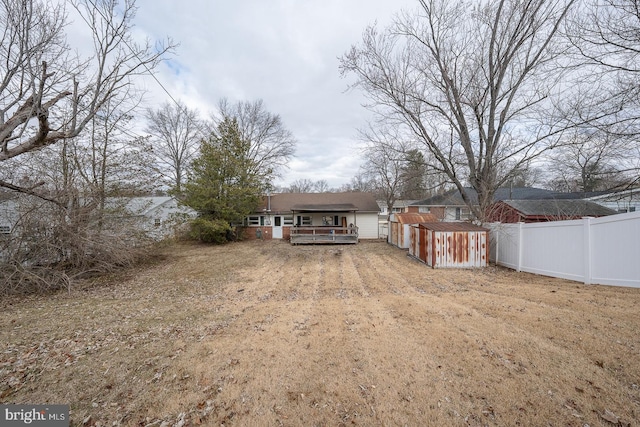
[313,179,330,193]
[564,0,640,183]
[212,99,296,185]
[0,0,174,293]
[339,172,376,193]
[0,0,174,197]
[146,101,202,194]
[545,129,635,192]
[287,178,315,193]
[360,141,404,220]
[340,0,582,221]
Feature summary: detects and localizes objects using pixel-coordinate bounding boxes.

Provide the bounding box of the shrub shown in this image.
[189,218,232,244]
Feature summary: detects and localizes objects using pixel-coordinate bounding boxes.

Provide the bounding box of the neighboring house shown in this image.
[487,199,616,223]
[119,196,197,240]
[0,193,18,235]
[584,188,640,213]
[377,200,419,239]
[410,187,563,221]
[0,194,194,245]
[377,200,419,218]
[243,192,380,243]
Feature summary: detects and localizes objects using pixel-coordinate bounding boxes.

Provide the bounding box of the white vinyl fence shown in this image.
[486,211,640,288]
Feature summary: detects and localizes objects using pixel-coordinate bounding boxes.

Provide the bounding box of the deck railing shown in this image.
[290,225,358,245]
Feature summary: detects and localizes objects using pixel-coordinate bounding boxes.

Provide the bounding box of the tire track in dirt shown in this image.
[147,244,331,423]
[338,244,632,424]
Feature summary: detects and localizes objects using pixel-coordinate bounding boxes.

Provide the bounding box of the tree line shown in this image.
[0,0,296,292]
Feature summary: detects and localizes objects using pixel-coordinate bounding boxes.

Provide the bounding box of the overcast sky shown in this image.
[124,0,416,190]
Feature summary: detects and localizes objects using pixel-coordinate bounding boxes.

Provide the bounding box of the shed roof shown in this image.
[391,213,438,224]
[418,222,488,232]
[259,192,379,214]
[499,199,616,217]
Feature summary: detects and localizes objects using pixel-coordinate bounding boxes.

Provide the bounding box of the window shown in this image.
[274,216,281,227]
[392,207,403,213]
[246,215,265,226]
[154,218,161,227]
[0,225,10,234]
[296,215,312,225]
[322,215,334,225]
[283,215,294,225]
[455,207,461,220]
[419,206,430,213]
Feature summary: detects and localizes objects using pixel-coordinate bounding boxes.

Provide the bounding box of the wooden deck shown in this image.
[290,226,358,245]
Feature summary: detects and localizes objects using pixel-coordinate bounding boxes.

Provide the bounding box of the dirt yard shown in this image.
[1,241,639,426]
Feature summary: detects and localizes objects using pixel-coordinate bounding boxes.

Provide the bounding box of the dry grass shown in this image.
[1,240,639,426]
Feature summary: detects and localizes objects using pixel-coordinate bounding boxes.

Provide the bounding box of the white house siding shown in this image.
[355,213,379,239]
[292,212,378,238]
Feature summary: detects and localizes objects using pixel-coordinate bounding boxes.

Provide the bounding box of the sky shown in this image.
[122,0,416,190]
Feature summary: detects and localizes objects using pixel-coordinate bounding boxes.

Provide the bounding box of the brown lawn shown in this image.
[1,240,639,426]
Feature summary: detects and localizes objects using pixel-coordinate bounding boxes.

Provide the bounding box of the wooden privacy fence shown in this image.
[485,211,640,288]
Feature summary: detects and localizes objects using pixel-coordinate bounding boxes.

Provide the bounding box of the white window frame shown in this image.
[246,215,265,226]
[296,215,312,226]
[0,225,10,234]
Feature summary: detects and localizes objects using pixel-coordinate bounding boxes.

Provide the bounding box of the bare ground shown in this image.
[1,240,639,426]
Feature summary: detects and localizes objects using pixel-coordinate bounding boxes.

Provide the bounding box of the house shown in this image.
[243,192,380,244]
[377,200,419,239]
[410,187,567,221]
[119,196,197,239]
[583,188,640,213]
[0,192,18,235]
[377,199,420,217]
[486,199,616,223]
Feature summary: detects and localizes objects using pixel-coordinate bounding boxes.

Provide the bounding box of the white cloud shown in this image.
[131,0,416,188]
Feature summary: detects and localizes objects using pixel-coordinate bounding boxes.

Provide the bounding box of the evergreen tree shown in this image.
[183,118,264,242]
[400,150,428,200]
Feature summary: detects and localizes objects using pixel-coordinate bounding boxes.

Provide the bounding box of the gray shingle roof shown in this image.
[259,192,380,213]
[412,187,561,206]
[502,199,616,217]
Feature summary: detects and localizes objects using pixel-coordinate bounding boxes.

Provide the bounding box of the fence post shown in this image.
[495,224,500,266]
[517,222,524,272]
[583,217,593,285]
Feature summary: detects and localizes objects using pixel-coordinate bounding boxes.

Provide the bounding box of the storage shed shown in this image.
[388,213,438,249]
[409,222,489,268]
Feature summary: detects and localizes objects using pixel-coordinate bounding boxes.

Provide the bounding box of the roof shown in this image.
[418,222,488,232]
[291,203,358,212]
[120,197,176,215]
[412,187,562,206]
[377,199,420,209]
[390,213,438,224]
[498,199,616,217]
[259,192,380,213]
[584,187,640,202]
